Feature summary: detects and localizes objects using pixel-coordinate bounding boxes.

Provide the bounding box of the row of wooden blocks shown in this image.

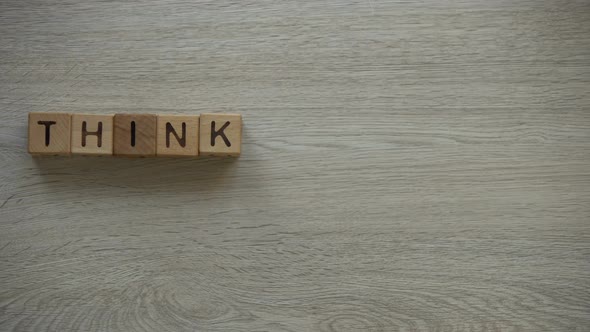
[28,113,242,157]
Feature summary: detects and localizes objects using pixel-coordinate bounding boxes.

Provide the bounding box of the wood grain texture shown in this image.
[113,114,157,157]
[1,0,589,331]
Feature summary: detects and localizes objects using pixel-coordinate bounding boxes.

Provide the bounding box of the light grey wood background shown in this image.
[1,0,589,331]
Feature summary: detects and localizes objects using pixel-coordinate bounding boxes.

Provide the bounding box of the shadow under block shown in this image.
[113,114,157,157]
[28,112,72,155]
[71,114,114,156]
[199,113,242,156]
[156,115,200,157]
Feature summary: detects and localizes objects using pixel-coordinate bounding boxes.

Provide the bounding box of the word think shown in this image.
[28,113,242,157]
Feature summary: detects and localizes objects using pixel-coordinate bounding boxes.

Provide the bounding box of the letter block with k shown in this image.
[199,113,242,156]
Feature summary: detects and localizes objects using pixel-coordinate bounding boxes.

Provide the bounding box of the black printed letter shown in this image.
[166,122,186,148]
[130,121,136,147]
[82,121,103,147]
[210,121,231,147]
[37,121,56,146]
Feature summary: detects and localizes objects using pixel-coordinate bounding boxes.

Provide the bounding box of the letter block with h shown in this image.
[71,114,114,156]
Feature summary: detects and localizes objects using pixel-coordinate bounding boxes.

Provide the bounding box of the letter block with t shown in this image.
[199,113,242,156]
[71,114,114,156]
[113,114,157,157]
[156,115,200,157]
[28,112,72,155]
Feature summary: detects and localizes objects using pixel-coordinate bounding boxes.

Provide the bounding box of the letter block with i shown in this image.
[28,112,72,155]
[113,114,157,157]
[71,114,114,155]
[156,115,200,157]
[199,113,242,156]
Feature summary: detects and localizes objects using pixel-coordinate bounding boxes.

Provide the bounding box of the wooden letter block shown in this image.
[71,114,114,156]
[156,115,200,157]
[199,113,242,156]
[113,114,156,157]
[28,112,71,155]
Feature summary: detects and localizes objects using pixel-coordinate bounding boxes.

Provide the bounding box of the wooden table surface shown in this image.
[1,1,589,331]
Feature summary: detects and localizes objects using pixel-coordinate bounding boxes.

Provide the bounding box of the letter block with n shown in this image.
[156,115,200,157]
[199,113,242,156]
[28,112,72,155]
[71,114,114,156]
